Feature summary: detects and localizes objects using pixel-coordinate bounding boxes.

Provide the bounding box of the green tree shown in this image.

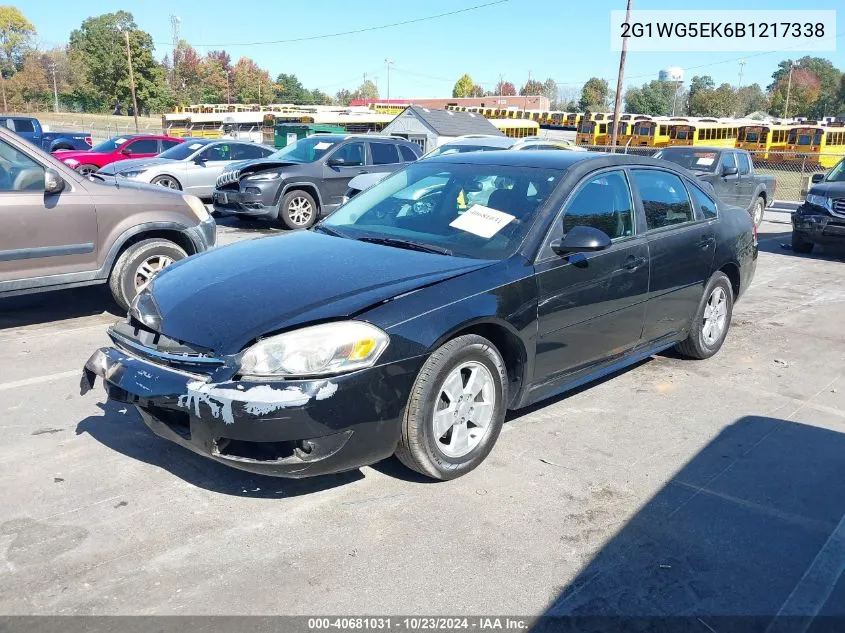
[624,80,679,116]
[769,68,821,118]
[470,83,485,97]
[335,88,352,106]
[579,77,609,111]
[687,75,715,110]
[452,73,474,98]
[274,72,315,104]
[68,11,171,112]
[310,88,332,105]
[520,79,544,96]
[352,79,378,101]
[198,51,230,103]
[0,6,35,76]
[172,40,203,104]
[768,56,841,118]
[736,83,769,116]
[230,57,273,104]
[542,78,558,105]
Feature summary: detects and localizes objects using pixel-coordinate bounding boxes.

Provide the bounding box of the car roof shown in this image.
[657,146,735,153]
[440,136,516,149]
[425,149,698,173]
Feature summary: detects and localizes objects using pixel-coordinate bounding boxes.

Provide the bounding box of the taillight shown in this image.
[85,136,92,146]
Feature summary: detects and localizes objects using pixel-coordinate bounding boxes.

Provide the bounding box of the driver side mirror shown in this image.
[45,168,64,194]
[120,147,132,156]
[551,225,612,256]
[194,155,206,165]
[721,166,738,176]
[326,157,346,167]
[811,173,825,184]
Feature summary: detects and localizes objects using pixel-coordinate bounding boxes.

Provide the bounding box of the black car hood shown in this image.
[808,181,845,197]
[148,231,494,354]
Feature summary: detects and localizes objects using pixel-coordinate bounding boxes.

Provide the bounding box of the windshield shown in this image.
[269,137,337,162]
[824,159,845,183]
[654,149,719,172]
[91,137,131,153]
[424,144,508,158]
[321,162,561,260]
[158,140,207,160]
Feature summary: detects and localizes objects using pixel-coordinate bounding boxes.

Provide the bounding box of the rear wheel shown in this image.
[676,271,734,360]
[280,190,317,230]
[109,239,187,310]
[151,175,182,190]
[752,196,765,228]
[395,334,507,480]
[76,164,98,177]
[791,231,814,254]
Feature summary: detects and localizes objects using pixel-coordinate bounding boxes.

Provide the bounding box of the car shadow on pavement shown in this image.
[75,400,364,498]
[757,228,845,260]
[0,285,122,330]
[532,415,845,632]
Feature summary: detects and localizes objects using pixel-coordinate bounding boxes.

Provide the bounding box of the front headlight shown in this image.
[239,321,389,378]
[806,194,832,211]
[182,194,210,221]
[245,171,281,181]
[119,170,146,179]
[129,288,162,329]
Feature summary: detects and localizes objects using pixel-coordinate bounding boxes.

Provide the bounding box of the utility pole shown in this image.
[124,30,139,133]
[736,58,746,116]
[170,15,181,90]
[525,70,531,110]
[0,72,7,112]
[49,63,59,112]
[609,0,632,150]
[737,59,746,90]
[784,61,796,119]
[384,59,394,102]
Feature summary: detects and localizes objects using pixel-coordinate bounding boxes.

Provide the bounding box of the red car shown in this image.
[54,134,184,176]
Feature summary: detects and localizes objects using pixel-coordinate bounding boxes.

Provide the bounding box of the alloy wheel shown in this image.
[154,177,180,189]
[702,286,728,346]
[134,254,174,291]
[432,361,496,458]
[287,197,314,226]
[77,165,96,176]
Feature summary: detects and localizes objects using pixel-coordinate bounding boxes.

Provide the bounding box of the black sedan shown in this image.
[81,151,758,481]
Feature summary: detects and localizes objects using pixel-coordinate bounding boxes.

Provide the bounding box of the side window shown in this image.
[201,144,232,161]
[330,142,365,166]
[737,152,751,175]
[561,170,634,240]
[161,139,180,151]
[631,169,695,230]
[370,142,400,165]
[14,119,35,133]
[231,144,267,160]
[0,138,45,192]
[690,182,718,219]
[398,144,418,162]
[718,152,736,173]
[125,139,159,154]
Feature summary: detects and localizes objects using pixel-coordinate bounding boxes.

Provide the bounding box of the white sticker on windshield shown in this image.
[696,157,715,166]
[188,143,203,150]
[449,204,515,239]
[115,138,127,145]
[314,142,333,150]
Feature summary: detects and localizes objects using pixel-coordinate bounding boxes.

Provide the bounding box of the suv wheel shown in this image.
[280,190,317,230]
[109,239,187,310]
[76,164,98,177]
[791,231,814,254]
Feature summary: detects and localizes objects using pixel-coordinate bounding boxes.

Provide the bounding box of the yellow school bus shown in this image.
[489,119,540,138]
[784,122,845,168]
[576,119,610,145]
[667,122,738,147]
[736,124,791,159]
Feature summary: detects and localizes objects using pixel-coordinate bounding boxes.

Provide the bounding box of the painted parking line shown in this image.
[0,370,80,392]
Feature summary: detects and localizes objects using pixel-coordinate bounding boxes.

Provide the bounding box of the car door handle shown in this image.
[697,236,715,249]
[622,255,646,272]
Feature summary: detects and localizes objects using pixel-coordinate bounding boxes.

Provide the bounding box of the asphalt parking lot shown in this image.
[2,213,845,622]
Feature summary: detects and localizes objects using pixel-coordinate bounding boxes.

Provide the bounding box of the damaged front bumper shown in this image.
[81,344,423,478]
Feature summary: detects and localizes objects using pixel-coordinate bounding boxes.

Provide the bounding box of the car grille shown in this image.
[110,320,225,375]
[216,169,241,189]
[831,198,845,219]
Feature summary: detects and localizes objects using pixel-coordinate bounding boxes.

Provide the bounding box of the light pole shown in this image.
[784,61,797,119]
[121,29,140,133]
[385,58,393,102]
[610,0,632,150]
[49,63,59,113]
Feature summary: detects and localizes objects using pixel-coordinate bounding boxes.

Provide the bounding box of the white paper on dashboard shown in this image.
[449,204,515,238]
[696,157,715,166]
[314,142,333,150]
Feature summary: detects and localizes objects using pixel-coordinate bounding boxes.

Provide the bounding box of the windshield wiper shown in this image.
[356,236,452,256]
[313,224,347,238]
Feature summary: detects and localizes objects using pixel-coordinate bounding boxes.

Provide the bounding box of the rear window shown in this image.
[370,142,400,165]
[399,145,418,161]
[12,119,35,133]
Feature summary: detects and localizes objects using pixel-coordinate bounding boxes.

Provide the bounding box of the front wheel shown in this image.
[395,334,507,480]
[151,175,182,190]
[109,239,187,310]
[675,271,734,360]
[280,190,317,230]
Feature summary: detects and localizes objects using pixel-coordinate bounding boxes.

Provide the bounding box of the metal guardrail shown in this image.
[578,144,843,202]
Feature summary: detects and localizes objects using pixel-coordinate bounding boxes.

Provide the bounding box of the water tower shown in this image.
[659,67,685,83]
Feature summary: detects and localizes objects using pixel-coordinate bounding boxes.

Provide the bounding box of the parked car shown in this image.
[511,137,586,151]
[791,157,845,253]
[97,139,276,198]
[0,115,92,152]
[0,127,215,310]
[653,146,775,228]
[81,151,757,481]
[212,135,422,229]
[423,135,516,157]
[56,134,184,177]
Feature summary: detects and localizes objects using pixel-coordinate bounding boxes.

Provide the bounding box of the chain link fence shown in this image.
[7,112,163,144]
[578,144,843,202]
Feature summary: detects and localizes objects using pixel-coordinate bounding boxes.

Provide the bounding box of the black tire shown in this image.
[752,196,765,228]
[279,190,318,230]
[675,271,734,360]
[108,239,187,310]
[791,231,814,254]
[150,175,182,190]
[395,334,508,481]
[76,164,99,177]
